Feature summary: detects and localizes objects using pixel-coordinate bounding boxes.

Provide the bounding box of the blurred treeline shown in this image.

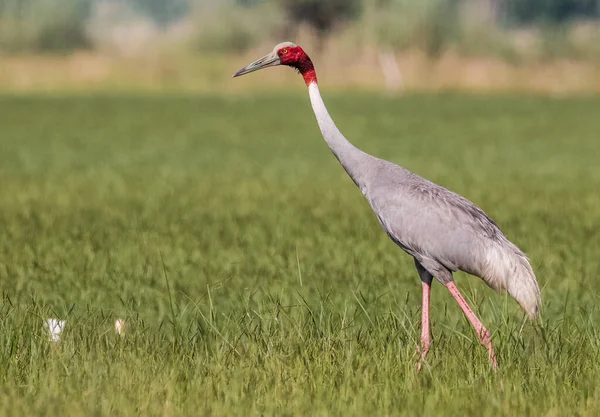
[1,0,600,61]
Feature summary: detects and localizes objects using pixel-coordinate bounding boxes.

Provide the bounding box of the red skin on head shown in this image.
[278,46,317,86]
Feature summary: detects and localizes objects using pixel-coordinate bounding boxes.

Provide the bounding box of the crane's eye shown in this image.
[281,48,288,55]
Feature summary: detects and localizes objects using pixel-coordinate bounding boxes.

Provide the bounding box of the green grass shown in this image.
[0,92,599,416]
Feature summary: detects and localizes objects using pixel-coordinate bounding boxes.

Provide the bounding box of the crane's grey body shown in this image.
[309,83,540,318]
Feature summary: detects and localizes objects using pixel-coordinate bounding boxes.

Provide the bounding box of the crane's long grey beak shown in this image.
[232,52,280,77]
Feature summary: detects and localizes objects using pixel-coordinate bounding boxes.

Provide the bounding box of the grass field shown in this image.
[0,91,599,415]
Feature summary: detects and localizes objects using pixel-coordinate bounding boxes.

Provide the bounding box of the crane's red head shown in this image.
[232,42,317,86]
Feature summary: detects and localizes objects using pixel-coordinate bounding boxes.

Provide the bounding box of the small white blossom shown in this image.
[114,319,126,336]
[45,319,66,343]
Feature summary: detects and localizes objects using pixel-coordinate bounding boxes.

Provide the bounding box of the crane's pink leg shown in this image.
[446,282,498,370]
[417,281,431,372]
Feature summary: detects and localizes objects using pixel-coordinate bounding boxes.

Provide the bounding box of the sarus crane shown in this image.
[233,42,541,369]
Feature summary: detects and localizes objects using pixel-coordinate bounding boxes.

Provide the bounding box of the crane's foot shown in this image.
[477,327,499,371]
[416,356,427,373]
[416,337,431,373]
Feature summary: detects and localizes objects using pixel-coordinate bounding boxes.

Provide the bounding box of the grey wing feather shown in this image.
[363,161,509,274]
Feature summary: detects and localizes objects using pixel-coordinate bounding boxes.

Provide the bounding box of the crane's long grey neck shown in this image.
[308,82,370,190]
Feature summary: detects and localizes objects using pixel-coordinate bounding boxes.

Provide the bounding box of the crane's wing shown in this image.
[364,171,508,273]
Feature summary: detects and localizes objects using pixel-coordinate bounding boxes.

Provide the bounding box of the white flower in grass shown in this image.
[45,319,66,343]
[114,319,126,336]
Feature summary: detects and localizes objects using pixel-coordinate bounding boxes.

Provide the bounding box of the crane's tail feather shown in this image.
[482,243,541,319]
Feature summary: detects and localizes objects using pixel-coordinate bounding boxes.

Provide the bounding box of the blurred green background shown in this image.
[1,0,599,92]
